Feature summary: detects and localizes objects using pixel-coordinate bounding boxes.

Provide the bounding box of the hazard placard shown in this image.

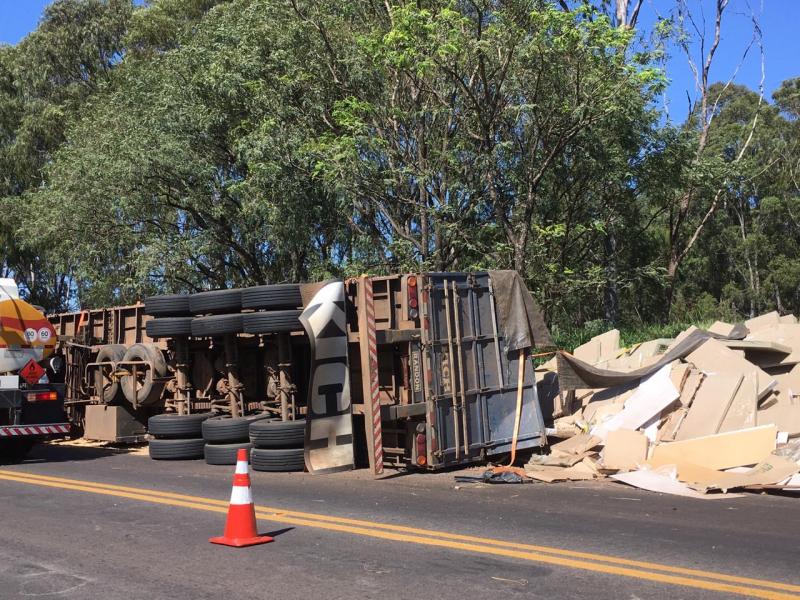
[19,359,45,385]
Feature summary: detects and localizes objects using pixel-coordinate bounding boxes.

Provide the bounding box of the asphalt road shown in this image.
[0,442,798,600]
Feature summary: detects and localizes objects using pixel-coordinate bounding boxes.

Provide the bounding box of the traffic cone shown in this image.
[210,448,273,547]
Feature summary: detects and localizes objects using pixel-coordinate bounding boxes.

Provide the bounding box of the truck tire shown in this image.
[202,413,272,443]
[250,447,305,472]
[94,344,127,404]
[148,413,209,438]
[243,310,303,334]
[120,343,168,406]
[249,419,305,449]
[148,437,205,460]
[241,284,302,310]
[144,294,191,317]
[189,289,242,315]
[146,317,193,338]
[204,442,252,465]
[191,314,243,337]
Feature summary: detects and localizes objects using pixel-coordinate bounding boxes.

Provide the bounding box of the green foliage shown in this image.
[0,0,796,338]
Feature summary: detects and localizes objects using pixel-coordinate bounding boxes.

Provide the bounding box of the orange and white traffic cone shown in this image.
[210,448,273,547]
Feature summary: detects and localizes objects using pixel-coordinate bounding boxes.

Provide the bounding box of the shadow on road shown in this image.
[263,527,295,538]
[8,441,143,465]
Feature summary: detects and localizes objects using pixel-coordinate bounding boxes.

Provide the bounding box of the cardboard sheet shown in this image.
[591,364,679,441]
[745,311,781,333]
[603,429,648,471]
[650,425,777,470]
[526,461,597,482]
[685,338,775,400]
[757,390,800,435]
[718,373,758,433]
[657,407,688,442]
[574,329,620,365]
[674,373,742,440]
[678,369,704,407]
[549,432,601,456]
[612,467,744,499]
[746,324,800,367]
[702,455,800,491]
[708,321,748,340]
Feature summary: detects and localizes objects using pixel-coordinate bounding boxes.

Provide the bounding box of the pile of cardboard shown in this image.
[529,311,800,498]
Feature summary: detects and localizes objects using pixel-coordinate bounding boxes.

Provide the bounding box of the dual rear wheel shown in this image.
[93,343,167,407]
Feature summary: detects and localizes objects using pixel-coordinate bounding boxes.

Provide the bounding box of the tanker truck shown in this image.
[0,278,69,461]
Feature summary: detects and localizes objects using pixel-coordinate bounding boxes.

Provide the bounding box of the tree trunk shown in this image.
[664,252,680,322]
[603,230,619,325]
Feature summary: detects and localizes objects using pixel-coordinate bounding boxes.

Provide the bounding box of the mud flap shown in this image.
[299,281,354,474]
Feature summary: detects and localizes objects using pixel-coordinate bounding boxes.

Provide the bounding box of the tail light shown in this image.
[407,276,419,319]
[26,391,58,402]
[415,432,427,466]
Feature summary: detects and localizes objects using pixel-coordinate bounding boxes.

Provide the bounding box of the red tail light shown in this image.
[416,432,427,466]
[407,276,419,319]
[26,391,58,402]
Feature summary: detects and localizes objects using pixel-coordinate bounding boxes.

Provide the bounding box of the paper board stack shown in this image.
[528,313,800,497]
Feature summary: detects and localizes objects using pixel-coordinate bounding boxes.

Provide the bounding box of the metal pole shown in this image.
[443,280,461,461]
[174,338,191,415]
[223,334,242,418]
[452,281,470,456]
[277,333,291,421]
[132,363,139,410]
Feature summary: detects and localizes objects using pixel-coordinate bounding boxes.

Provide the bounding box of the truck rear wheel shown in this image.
[202,413,272,443]
[190,314,243,337]
[242,310,303,334]
[148,438,205,460]
[204,442,252,465]
[94,344,127,404]
[250,447,305,472]
[241,284,302,310]
[145,317,193,338]
[144,294,191,317]
[0,439,35,463]
[189,289,242,315]
[249,419,305,448]
[120,343,168,407]
[148,413,209,438]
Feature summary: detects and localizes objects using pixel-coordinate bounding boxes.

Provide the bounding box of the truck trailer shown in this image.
[48,271,551,473]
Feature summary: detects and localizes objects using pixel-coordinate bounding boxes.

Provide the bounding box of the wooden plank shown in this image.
[650,425,777,470]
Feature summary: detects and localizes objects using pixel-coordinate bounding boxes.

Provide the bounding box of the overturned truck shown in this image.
[49,271,551,473]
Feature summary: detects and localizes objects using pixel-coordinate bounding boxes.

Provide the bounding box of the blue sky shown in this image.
[0,0,798,123]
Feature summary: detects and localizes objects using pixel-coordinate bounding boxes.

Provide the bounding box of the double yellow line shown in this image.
[0,469,797,599]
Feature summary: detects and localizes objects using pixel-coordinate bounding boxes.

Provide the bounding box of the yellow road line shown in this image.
[3,468,797,594]
[0,470,796,599]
